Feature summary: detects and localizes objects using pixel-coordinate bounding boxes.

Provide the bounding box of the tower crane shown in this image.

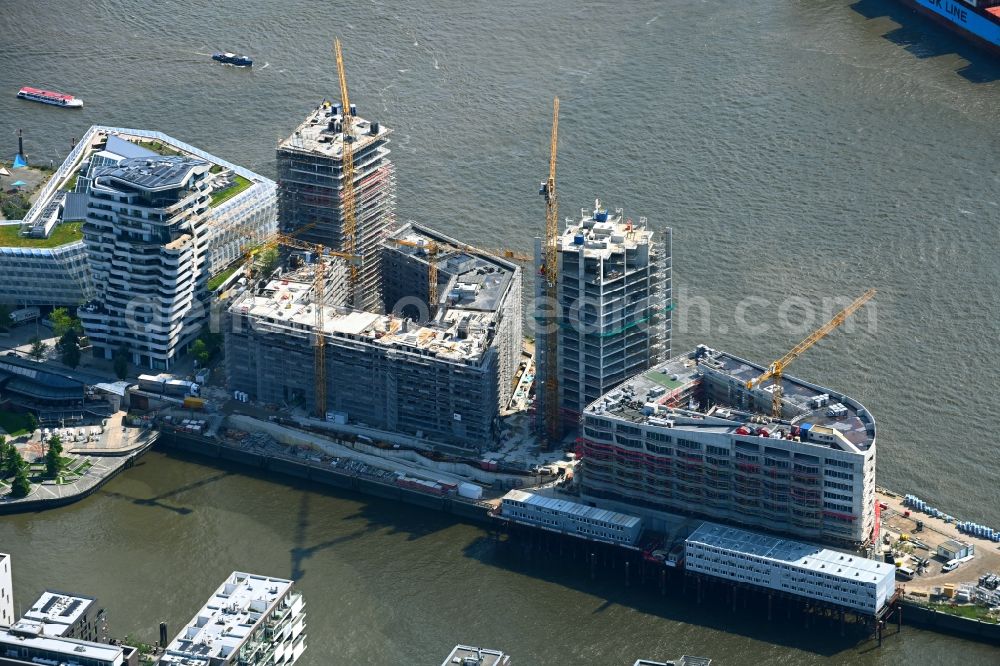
[539,97,560,448]
[334,38,360,303]
[245,233,360,418]
[746,289,876,418]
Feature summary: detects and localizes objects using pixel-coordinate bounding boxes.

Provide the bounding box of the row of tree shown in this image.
[11,306,221,377]
[0,434,67,498]
[0,436,31,498]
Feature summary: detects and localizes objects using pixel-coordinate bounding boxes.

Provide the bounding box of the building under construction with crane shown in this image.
[532,99,672,446]
[275,43,395,313]
[223,223,522,450]
[579,338,878,546]
[533,200,671,437]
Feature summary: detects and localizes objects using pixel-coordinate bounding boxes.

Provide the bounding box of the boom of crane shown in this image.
[245,232,360,418]
[745,289,876,418]
[334,38,360,299]
[540,97,560,448]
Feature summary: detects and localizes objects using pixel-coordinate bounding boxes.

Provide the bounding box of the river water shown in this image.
[1,0,999,663]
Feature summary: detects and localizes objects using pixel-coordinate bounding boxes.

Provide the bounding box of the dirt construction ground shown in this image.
[877,488,1000,594]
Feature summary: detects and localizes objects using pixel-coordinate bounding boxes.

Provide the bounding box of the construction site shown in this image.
[275,42,395,313]
[223,42,524,452]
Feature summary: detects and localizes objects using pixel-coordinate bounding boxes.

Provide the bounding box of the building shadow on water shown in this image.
[99,469,234,516]
[150,447,463,541]
[461,532,882,658]
[850,0,1000,82]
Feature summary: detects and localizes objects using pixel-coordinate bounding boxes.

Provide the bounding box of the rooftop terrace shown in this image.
[160,572,293,665]
[589,345,875,453]
[277,102,390,159]
[5,125,272,245]
[234,274,494,364]
[23,590,95,633]
[557,199,655,256]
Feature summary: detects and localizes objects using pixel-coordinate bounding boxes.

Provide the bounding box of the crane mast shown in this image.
[541,97,560,447]
[245,234,360,418]
[746,289,876,417]
[334,39,359,302]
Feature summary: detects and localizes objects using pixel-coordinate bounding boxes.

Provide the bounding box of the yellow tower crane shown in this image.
[245,234,360,418]
[334,39,360,302]
[540,97,560,448]
[746,289,876,418]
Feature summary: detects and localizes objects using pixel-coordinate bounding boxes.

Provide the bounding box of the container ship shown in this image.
[16,86,83,108]
[897,0,1000,54]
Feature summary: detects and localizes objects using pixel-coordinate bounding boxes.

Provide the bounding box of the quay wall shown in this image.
[0,438,155,515]
[155,431,493,524]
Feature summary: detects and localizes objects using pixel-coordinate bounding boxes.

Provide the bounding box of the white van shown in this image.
[896,566,915,580]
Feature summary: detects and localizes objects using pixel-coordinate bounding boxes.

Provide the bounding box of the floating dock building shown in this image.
[685,522,896,615]
[579,345,877,545]
[277,100,395,312]
[225,231,521,449]
[534,200,670,436]
[159,572,306,666]
[498,489,643,547]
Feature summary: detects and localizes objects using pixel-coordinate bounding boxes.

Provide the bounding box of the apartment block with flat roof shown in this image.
[159,572,305,666]
[535,199,670,437]
[0,126,275,309]
[277,100,395,312]
[580,345,877,545]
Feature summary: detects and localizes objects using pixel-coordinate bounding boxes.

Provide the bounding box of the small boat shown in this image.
[17,86,83,108]
[212,52,253,67]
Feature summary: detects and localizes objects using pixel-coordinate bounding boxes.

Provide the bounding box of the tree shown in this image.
[50,307,82,338]
[0,435,6,470]
[113,344,129,379]
[10,467,30,498]
[57,329,82,369]
[0,304,12,332]
[2,446,23,478]
[28,336,48,361]
[47,434,62,456]
[45,446,61,478]
[191,339,210,368]
[258,247,280,277]
[197,327,223,363]
[26,412,38,433]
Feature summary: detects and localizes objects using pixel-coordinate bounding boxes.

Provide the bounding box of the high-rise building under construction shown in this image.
[276,100,395,312]
[534,200,671,437]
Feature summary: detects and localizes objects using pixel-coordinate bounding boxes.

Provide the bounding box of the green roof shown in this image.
[0,222,83,248]
[645,370,684,390]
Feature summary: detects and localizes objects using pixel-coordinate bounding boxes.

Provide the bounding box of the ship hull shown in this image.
[896,0,1000,56]
[16,91,83,108]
